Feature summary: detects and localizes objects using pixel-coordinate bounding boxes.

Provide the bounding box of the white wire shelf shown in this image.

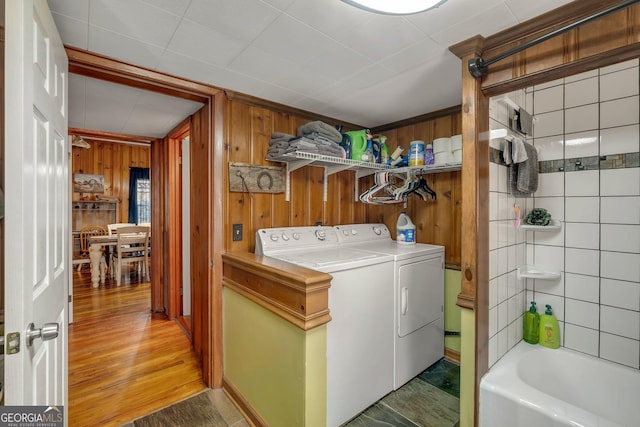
[268,151,462,202]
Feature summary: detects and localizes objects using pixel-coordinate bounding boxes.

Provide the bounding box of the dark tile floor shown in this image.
[343,358,460,427]
[125,359,460,427]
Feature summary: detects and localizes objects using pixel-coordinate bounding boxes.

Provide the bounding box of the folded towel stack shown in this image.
[266,132,296,160]
[297,121,343,144]
[286,136,346,158]
[289,121,346,158]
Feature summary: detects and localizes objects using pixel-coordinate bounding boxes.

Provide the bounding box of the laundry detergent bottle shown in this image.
[396,212,415,244]
[523,301,540,344]
[539,304,560,349]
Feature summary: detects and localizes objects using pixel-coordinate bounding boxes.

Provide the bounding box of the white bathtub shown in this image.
[480,341,640,427]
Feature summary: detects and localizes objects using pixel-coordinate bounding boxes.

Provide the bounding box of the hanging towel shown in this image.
[508,142,538,197]
[518,109,534,135]
[511,136,528,164]
[501,138,513,165]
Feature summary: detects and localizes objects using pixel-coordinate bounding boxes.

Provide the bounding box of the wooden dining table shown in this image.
[87,235,119,288]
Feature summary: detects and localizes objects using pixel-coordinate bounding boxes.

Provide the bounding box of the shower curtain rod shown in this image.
[468,0,640,78]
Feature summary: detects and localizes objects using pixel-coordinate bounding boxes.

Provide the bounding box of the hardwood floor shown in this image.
[69,267,206,426]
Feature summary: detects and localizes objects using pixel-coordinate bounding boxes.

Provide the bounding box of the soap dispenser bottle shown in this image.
[523,301,540,344]
[539,304,560,349]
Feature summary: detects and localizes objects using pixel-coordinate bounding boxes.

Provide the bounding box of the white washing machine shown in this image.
[335,223,445,389]
[255,226,395,427]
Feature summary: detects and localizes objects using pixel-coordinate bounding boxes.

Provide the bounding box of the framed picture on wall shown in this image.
[73,173,105,193]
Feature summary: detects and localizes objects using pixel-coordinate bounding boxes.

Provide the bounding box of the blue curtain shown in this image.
[128,167,150,223]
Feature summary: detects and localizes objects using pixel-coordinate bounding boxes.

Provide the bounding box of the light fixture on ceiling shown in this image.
[341,0,447,15]
[71,135,91,149]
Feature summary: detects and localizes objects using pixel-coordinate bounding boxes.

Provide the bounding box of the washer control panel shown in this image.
[255,226,339,255]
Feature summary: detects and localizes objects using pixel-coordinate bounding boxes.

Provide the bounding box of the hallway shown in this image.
[68,269,205,426]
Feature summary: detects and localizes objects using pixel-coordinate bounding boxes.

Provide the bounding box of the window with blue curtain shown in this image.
[128,167,150,224]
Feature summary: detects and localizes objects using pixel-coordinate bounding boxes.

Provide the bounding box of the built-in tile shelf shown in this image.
[517,265,561,280]
[519,219,562,231]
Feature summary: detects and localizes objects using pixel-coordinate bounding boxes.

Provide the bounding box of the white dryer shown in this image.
[335,223,444,389]
[256,226,394,427]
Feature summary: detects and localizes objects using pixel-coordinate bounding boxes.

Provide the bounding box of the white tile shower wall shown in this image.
[488,92,530,367]
[529,58,640,369]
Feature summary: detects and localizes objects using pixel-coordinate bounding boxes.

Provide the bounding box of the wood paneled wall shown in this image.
[477,1,640,94]
[223,98,462,267]
[71,140,150,223]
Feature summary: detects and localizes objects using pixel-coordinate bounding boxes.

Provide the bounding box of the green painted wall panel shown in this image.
[223,288,326,427]
[444,269,462,353]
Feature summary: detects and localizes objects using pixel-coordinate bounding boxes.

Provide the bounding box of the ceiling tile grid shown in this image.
[48,0,577,133]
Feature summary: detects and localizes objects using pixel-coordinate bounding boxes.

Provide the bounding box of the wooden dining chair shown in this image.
[107,223,135,235]
[73,225,108,271]
[111,226,150,286]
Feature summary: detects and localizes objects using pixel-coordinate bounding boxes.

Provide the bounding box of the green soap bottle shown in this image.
[523,301,540,344]
[539,304,560,349]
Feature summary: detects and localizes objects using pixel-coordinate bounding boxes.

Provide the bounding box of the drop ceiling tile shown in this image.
[407,0,503,36]
[286,0,424,62]
[51,13,89,50]
[85,78,141,104]
[139,0,192,16]
[83,95,136,133]
[379,37,445,74]
[227,46,328,93]
[249,14,337,64]
[431,3,518,46]
[47,0,89,21]
[310,64,396,99]
[123,105,193,137]
[167,19,247,68]
[298,41,370,82]
[68,75,86,127]
[154,51,227,89]
[89,26,164,70]
[184,0,281,43]
[260,0,296,11]
[135,91,203,113]
[504,0,574,23]
[89,0,181,48]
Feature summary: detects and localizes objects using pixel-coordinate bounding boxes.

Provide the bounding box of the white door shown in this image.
[5,0,69,412]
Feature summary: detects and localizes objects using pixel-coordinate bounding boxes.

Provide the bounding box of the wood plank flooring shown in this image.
[69,268,206,427]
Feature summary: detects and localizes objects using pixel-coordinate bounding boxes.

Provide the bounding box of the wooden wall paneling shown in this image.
[289,117,312,226]
[578,10,630,59]
[71,141,150,224]
[324,172,340,226]
[250,106,275,244]
[167,136,182,319]
[633,6,640,41]
[289,168,309,226]
[1,29,4,313]
[226,101,253,252]
[269,112,294,231]
[308,166,325,225]
[150,140,165,313]
[449,171,463,267]
[190,104,212,383]
[120,145,132,221]
[477,3,640,91]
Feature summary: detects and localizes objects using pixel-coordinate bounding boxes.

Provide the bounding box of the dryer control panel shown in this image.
[255,226,339,255]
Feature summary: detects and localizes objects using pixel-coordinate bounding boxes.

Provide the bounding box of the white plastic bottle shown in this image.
[396,211,416,244]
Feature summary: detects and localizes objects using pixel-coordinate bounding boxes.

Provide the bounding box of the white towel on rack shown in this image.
[511,136,528,164]
[501,138,512,165]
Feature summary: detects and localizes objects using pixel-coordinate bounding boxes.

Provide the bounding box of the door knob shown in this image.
[26,322,59,347]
